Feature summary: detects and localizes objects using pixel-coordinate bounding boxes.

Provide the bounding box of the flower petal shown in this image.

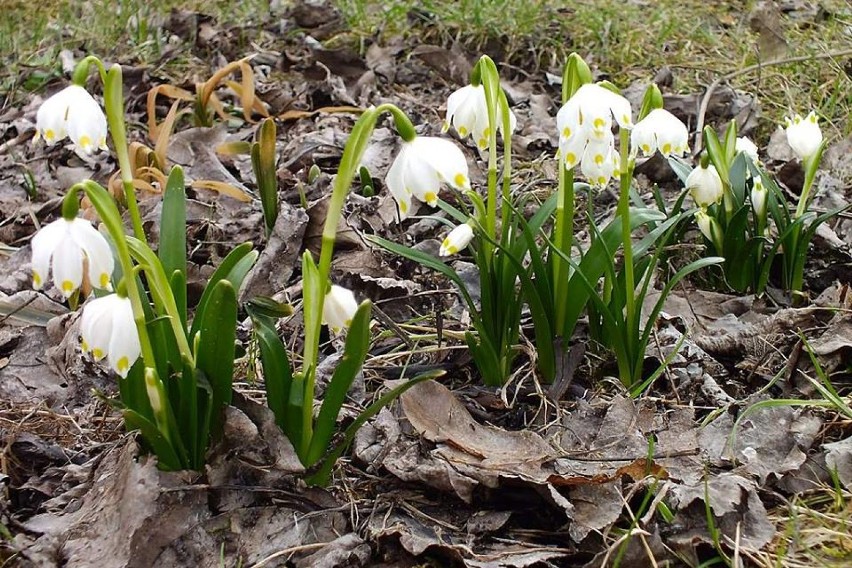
[30,218,66,289]
[69,218,114,290]
[386,145,414,219]
[414,137,471,192]
[107,297,140,378]
[51,237,84,297]
[65,86,108,155]
[80,295,116,360]
[35,87,73,145]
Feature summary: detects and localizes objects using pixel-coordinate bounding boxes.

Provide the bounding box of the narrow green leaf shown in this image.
[159,166,187,283]
[123,409,182,471]
[190,243,257,339]
[250,313,294,432]
[305,301,373,466]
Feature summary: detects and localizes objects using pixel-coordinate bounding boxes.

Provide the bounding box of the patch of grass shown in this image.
[0,0,268,104]
[337,0,852,140]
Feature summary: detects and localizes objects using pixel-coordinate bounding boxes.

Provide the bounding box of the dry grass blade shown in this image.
[191,180,252,202]
[154,100,183,167]
[147,84,193,142]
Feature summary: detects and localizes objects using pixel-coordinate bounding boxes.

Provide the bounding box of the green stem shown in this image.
[553,164,574,336]
[617,128,636,375]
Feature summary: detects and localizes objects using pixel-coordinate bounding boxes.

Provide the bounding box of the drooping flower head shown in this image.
[322,285,359,333]
[31,217,114,298]
[80,293,141,378]
[784,111,822,161]
[439,222,475,257]
[385,136,471,220]
[750,176,768,221]
[34,85,108,155]
[686,163,724,209]
[443,84,517,150]
[630,108,689,158]
[556,83,632,187]
[695,209,723,252]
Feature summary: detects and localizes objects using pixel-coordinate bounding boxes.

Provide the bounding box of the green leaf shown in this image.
[159,166,187,284]
[253,118,279,234]
[194,280,238,438]
[190,243,257,339]
[123,409,182,471]
[305,301,373,466]
[250,312,294,433]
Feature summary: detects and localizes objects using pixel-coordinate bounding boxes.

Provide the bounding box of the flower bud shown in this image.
[439,222,475,256]
[735,137,759,164]
[751,177,768,222]
[695,210,724,252]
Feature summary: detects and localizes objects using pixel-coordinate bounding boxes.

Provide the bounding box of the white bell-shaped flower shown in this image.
[750,177,768,221]
[444,84,517,150]
[80,293,141,378]
[735,137,759,164]
[31,217,114,298]
[322,285,359,332]
[35,85,108,155]
[784,111,822,161]
[385,136,471,220]
[580,135,621,187]
[686,163,724,208]
[630,108,689,157]
[439,222,475,256]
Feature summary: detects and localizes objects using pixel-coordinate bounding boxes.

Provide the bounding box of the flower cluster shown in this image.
[556,83,633,187]
[444,84,517,150]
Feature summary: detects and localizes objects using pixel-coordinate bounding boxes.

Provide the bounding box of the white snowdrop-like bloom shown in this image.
[784,111,822,161]
[34,85,108,155]
[579,134,621,188]
[439,222,475,256]
[735,137,759,164]
[686,163,724,208]
[31,217,114,298]
[322,285,359,332]
[751,177,768,220]
[385,136,471,220]
[556,83,632,186]
[80,293,141,378]
[443,84,517,150]
[630,108,689,157]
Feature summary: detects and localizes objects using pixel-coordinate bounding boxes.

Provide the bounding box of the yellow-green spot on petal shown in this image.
[477,138,487,148]
[562,127,572,138]
[662,143,672,155]
[44,129,55,142]
[565,152,577,166]
[92,348,104,360]
[458,126,468,136]
[594,154,604,165]
[482,127,491,138]
[78,135,92,149]
[400,200,409,214]
[61,280,74,294]
[598,176,607,186]
[424,191,438,205]
[32,271,42,287]
[81,340,89,353]
[454,173,467,187]
[641,144,651,153]
[344,319,352,327]
[593,117,605,129]
[99,273,110,288]
[623,115,631,125]
[117,356,129,374]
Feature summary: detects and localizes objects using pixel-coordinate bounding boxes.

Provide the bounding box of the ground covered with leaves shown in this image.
[1,1,851,567]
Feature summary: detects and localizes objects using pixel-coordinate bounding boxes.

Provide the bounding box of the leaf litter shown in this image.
[0,1,850,566]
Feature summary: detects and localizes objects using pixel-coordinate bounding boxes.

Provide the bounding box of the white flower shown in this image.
[323,285,359,332]
[580,134,621,188]
[735,137,759,164]
[751,177,768,220]
[784,111,822,161]
[80,294,141,378]
[385,136,471,220]
[443,84,517,150]
[686,163,724,208]
[34,85,108,155]
[31,217,114,298]
[630,108,689,157]
[556,83,632,185]
[439,222,475,256]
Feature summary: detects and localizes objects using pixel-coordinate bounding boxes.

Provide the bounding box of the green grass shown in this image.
[338,0,852,140]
